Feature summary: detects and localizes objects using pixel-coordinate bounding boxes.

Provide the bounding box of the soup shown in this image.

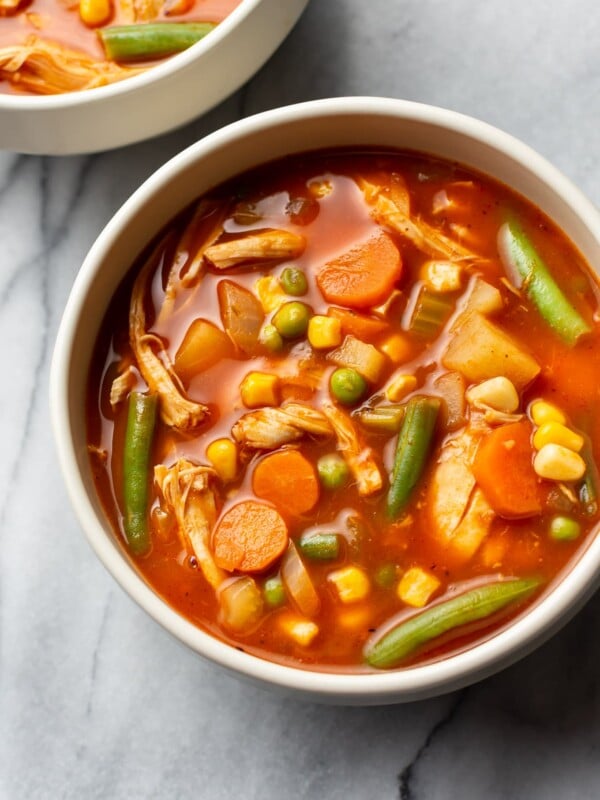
[0,0,241,94]
[87,149,600,672]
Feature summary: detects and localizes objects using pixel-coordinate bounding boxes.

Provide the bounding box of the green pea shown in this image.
[549,516,581,541]
[374,564,397,589]
[330,367,367,405]
[260,323,283,352]
[264,575,286,607]
[317,453,350,490]
[272,301,311,339]
[280,267,308,296]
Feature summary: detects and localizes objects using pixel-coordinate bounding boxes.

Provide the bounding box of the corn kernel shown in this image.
[380,333,412,364]
[308,315,342,349]
[533,443,586,482]
[530,399,566,426]
[532,422,584,453]
[466,376,519,413]
[254,276,287,313]
[278,614,319,646]
[79,0,112,26]
[240,372,279,408]
[206,438,238,483]
[385,374,417,402]
[328,566,370,604]
[420,260,463,293]
[397,567,441,607]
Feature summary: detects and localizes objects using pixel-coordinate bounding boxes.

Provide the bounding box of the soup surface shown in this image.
[0,0,241,94]
[87,149,600,672]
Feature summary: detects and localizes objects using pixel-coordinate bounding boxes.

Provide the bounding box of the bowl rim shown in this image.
[51,96,600,701]
[0,0,262,109]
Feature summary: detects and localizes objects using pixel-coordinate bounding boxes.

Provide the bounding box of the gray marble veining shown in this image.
[1,1,600,798]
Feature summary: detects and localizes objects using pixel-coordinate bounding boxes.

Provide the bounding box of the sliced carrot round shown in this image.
[316,230,402,309]
[213,501,288,573]
[252,450,320,516]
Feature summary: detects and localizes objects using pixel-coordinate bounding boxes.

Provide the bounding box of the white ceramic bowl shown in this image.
[0,0,309,155]
[51,97,600,704]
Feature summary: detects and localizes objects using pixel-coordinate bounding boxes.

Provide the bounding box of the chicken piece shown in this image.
[110,365,137,409]
[232,403,333,450]
[154,460,225,590]
[322,403,383,496]
[204,230,306,269]
[358,176,480,262]
[0,38,139,94]
[427,425,495,563]
[130,260,209,431]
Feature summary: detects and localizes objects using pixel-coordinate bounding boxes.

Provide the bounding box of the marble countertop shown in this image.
[2,1,600,797]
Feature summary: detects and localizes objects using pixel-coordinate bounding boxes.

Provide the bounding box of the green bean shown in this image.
[99,22,215,63]
[280,267,308,296]
[264,575,286,607]
[317,453,349,490]
[330,367,367,405]
[355,404,405,433]
[498,219,591,345]
[365,577,541,668]
[579,443,599,516]
[123,392,157,555]
[298,532,340,560]
[386,396,440,519]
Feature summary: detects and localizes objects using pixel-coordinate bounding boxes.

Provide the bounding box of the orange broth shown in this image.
[87,149,600,672]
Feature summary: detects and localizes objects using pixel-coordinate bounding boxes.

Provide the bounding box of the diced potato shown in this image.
[328,335,386,383]
[461,277,504,317]
[397,567,441,607]
[385,374,417,402]
[254,276,287,313]
[278,613,319,646]
[420,260,463,293]
[443,312,540,390]
[218,279,264,355]
[328,565,370,603]
[308,315,342,349]
[174,318,234,381]
[218,576,264,632]
[240,372,280,408]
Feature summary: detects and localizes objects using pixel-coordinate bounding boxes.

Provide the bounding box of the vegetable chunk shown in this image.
[213,501,288,573]
[252,450,320,516]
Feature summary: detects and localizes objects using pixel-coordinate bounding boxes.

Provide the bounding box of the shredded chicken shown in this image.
[232,403,333,450]
[427,425,495,562]
[154,460,225,590]
[0,38,140,94]
[110,365,137,410]
[130,259,209,431]
[322,403,383,496]
[358,176,480,262]
[204,230,306,270]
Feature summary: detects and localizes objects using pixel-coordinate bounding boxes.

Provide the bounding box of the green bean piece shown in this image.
[386,396,440,519]
[280,267,308,296]
[549,516,581,542]
[579,443,599,516]
[272,301,311,339]
[298,532,340,560]
[365,577,541,668]
[123,392,158,555]
[330,367,367,405]
[317,453,350,490]
[498,220,591,345]
[264,575,286,607]
[356,405,405,433]
[99,22,216,63]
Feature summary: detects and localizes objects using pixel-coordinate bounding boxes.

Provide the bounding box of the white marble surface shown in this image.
[2,1,600,797]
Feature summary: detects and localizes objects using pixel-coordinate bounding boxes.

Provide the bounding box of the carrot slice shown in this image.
[328,306,390,342]
[317,230,402,309]
[213,500,288,573]
[472,421,542,519]
[252,450,319,516]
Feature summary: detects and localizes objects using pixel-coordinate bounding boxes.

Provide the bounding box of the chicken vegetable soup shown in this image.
[0,0,240,94]
[87,149,600,671]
